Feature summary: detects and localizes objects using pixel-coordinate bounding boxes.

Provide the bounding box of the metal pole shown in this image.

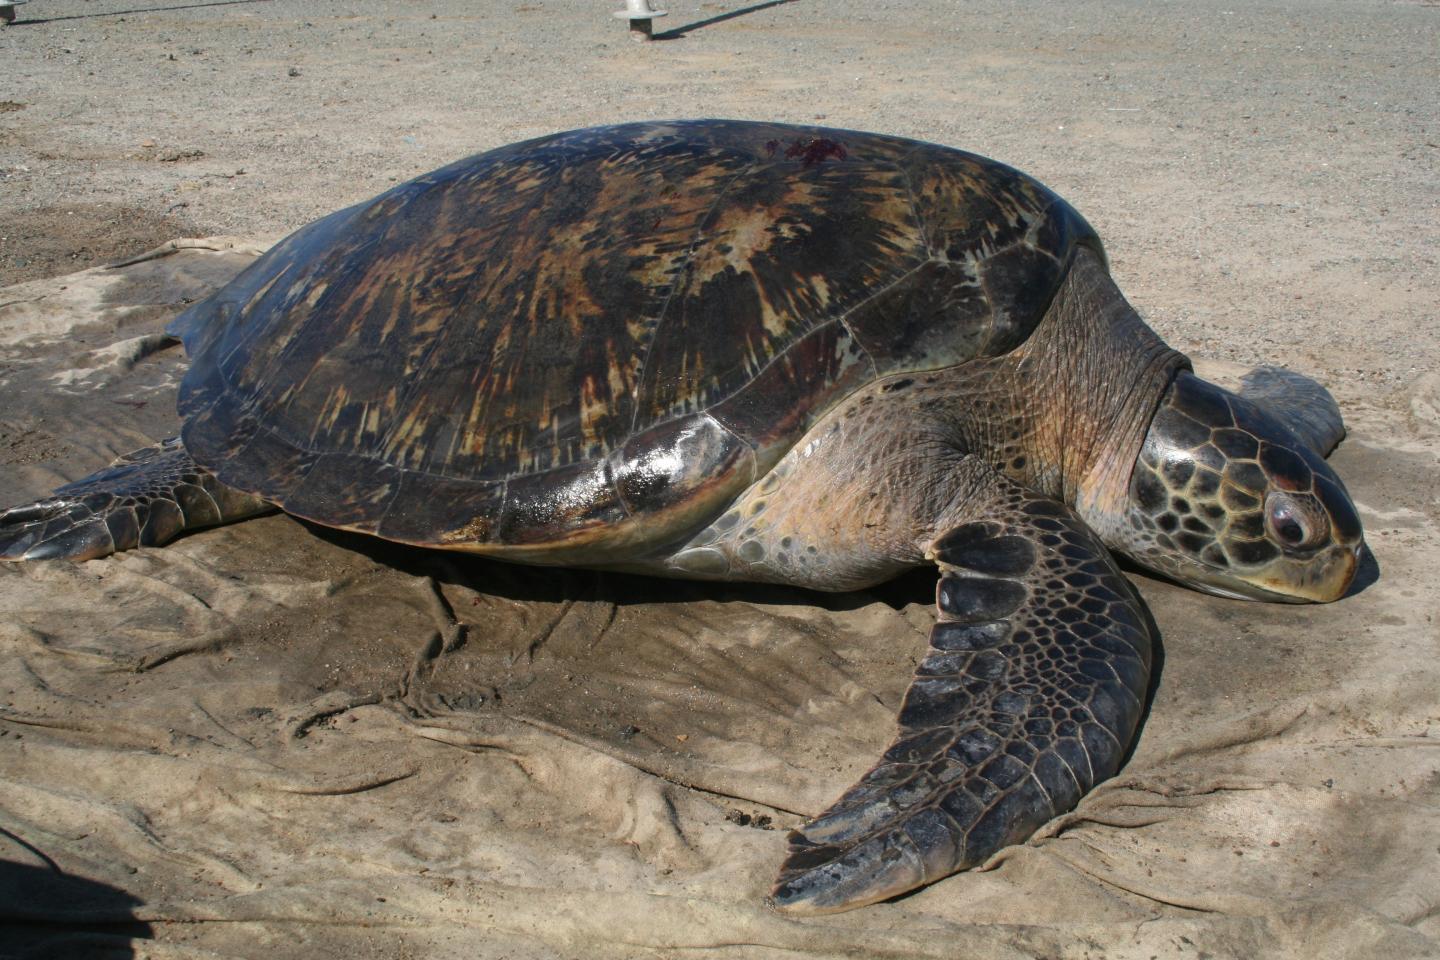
[613,0,668,41]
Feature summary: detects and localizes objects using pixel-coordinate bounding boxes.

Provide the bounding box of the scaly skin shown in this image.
[607,248,1363,911]
[0,438,271,561]
[772,472,1153,914]
[1101,371,1363,601]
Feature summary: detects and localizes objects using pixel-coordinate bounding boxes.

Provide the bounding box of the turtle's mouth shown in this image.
[1190,543,1361,604]
[1190,578,1311,604]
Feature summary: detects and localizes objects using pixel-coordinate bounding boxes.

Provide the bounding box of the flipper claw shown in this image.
[16,514,116,562]
[772,829,926,916]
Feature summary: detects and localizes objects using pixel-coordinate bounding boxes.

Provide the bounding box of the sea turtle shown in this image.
[0,120,1364,914]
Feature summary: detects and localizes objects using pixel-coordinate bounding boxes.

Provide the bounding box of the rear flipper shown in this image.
[0,438,273,561]
[771,480,1153,914]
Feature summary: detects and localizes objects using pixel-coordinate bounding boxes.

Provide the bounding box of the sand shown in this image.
[1,2,1437,958]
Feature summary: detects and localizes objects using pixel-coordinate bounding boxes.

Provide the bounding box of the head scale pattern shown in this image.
[1120,371,1362,602]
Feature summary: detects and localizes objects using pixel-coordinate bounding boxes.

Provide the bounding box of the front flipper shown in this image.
[771,486,1153,914]
[0,438,272,561]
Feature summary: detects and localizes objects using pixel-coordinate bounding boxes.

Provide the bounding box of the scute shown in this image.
[168,119,1097,555]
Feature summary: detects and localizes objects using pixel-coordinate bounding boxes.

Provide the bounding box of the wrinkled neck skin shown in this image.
[930,248,1187,531]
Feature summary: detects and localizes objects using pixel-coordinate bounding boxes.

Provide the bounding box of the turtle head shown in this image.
[1110,371,1364,602]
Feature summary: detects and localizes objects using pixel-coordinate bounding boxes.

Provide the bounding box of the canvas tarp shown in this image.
[1,242,1436,959]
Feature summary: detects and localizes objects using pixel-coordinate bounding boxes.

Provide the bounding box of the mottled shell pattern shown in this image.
[167,120,1098,560]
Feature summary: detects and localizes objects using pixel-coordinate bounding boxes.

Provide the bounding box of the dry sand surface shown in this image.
[1,2,1438,959]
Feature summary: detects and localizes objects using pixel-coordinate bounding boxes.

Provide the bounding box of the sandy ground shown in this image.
[1,1,1438,958]
[3,0,1436,387]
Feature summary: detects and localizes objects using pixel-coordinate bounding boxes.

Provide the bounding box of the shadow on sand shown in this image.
[0,848,153,958]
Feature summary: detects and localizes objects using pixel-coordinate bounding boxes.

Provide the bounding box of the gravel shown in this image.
[1,0,1436,401]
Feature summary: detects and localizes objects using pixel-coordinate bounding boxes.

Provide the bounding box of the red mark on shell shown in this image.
[784,137,847,167]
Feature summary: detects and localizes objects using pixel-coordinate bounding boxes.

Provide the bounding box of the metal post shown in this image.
[613,0,668,41]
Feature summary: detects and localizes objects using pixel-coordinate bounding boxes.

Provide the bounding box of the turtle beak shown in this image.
[1188,540,1362,604]
[1329,542,1363,601]
[1255,542,1361,603]
[1295,468,1365,602]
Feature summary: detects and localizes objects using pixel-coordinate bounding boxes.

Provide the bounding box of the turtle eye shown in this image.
[1265,493,1326,551]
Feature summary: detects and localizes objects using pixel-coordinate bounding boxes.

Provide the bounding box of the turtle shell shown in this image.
[168,120,1098,560]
